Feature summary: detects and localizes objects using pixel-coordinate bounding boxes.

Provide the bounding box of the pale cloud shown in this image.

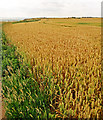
[0,0,102,18]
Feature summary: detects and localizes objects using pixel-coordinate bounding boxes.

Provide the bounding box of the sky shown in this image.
[0,0,102,19]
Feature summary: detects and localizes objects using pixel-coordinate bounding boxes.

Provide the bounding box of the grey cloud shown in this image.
[41,1,65,8]
[0,0,101,18]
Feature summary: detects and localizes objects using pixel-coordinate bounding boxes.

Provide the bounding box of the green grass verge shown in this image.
[2,31,55,119]
[78,22,101,27]
[56,22,101,27]
[12,19,41,24]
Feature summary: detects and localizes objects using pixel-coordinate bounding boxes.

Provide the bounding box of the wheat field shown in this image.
[3,18,102,118]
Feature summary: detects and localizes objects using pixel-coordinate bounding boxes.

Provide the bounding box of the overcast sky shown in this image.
[0,0,102,18]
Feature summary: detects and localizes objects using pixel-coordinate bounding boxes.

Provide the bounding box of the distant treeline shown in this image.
[69,17,99,19]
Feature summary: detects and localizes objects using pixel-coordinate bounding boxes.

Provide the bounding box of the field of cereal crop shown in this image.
[3,18,102,119]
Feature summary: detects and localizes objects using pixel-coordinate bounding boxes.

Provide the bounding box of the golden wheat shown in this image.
[3,18,102,118]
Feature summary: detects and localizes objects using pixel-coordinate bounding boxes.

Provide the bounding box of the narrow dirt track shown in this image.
[0,22,6,120]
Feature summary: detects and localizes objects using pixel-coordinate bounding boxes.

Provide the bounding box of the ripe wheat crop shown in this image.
[3,18,102,119]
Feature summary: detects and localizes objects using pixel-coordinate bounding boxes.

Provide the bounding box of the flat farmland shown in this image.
[3,18,102,119]
[3,18,101,66]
